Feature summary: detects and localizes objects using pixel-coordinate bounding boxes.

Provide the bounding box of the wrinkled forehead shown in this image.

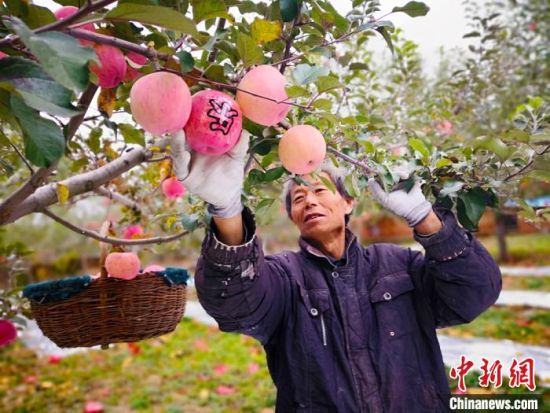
[289,172,333,195]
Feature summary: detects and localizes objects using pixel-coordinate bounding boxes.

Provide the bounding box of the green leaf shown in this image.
[463,31,481,38]
[435,158,453,168]
[119,123,145,146]
[439,181,464,197]
[0,57,80,117]
[8,18,96,93]
[318,174,337,194]
[181,213,200,231]
[472,136,512,161]
[502,130,530,143]
[251,19,282,45]
[177,51,195,73]
[236,33,264,68]
[375,27,394,54]
[408,138,430,158]
[457,188,488,230]
[528,96,543,110]
[203,65,226,82]
[315,75,343,93]
[106,4,198,36]
[285,85,310,98]
[292,64,329,85]
[255,198,279,226]
[264,166,286,182]
[349,62,369,71]
[21,4,56,29]
[280,0,299,22]
[530,131,550,145]
[10,95,65,168]
[343,174,360,198]
[87,128,102,155]
[392,1,430,17]
[312,98,333,111]
[191,0,229,23]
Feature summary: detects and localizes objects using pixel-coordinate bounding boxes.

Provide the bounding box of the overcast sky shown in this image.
[35,0,472,74]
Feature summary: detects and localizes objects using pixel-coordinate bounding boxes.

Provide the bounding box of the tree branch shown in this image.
[503,143,550,182]
[208,18,226,63]
[66,28,170,61]
[0,0,116,47]
[94,187,140,210]
[40,208,201,246]
[6,137,34,174]
[0,147,153,225]
[280,14,301,74]
[326,146,375,175]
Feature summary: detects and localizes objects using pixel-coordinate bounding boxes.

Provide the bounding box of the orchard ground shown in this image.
[1,229,549,412]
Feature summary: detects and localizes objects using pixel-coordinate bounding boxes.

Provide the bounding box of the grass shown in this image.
[1,316,548,413]
[0,318,276,413]
[502,275,550,291]
[478,233,550,266]
[440,305,550,347]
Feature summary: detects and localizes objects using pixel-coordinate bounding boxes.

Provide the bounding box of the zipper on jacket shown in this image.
[320,313,327,347]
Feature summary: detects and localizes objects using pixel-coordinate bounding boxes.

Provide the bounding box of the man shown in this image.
[171,131,502,413]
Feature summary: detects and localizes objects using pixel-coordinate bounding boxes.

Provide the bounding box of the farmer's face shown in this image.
[289,172,353,240]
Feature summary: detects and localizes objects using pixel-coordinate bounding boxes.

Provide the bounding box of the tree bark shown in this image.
[495,210,509,262]
[0,148,152,225]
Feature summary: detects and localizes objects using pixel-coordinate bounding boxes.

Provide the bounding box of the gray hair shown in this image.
[282,160,354,225]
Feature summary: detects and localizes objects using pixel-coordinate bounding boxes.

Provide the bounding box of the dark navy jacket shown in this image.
[195,207,502,412]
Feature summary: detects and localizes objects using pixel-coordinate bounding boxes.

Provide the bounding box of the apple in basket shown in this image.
[105,252,141,280]
[143,264,165,273]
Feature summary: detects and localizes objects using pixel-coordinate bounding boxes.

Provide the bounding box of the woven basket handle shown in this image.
[98,220,111,350]
[99,221,112,280]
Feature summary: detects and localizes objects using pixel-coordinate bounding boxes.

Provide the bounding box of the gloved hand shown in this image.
[367,176,433,227]
[170,129,250,218]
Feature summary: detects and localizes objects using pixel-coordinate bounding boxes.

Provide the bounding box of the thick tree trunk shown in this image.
[495,211,509,263]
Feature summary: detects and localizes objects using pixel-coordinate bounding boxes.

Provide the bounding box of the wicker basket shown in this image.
[22,222,188,349]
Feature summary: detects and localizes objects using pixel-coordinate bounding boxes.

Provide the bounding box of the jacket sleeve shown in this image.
[194,207,291,344]
[407,207,502,328]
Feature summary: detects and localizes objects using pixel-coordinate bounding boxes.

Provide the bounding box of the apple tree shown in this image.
[0,0,548,321]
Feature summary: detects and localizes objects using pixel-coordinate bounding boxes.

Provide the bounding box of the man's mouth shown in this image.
[304,213,324,223]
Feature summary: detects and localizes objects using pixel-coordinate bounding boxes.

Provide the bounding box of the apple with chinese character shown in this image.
[184,90,242,155]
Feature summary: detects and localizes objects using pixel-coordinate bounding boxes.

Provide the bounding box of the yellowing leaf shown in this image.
[251,19,282,45]
[97,87,117,118]
[165,215,179,228]
[121,356,133,370]
[159,159,172,182]
[56,183,70,205]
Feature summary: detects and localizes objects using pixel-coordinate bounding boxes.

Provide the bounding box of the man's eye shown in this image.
[315,188,326,193]
[293,196,303,203]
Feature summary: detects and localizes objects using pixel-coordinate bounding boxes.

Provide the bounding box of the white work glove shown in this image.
[367,176,433,227]
[170,129,250,218]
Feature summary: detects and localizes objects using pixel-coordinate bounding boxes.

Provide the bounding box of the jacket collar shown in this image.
[299,228,358,267]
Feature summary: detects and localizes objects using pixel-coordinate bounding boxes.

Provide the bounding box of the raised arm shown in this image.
[367,176,501,327]
[169,130,289,344]
[195,209,291,344]
[409,207,502,327]
[212,214,244,245]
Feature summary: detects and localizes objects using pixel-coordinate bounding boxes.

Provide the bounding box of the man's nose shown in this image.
[304,192,318,208]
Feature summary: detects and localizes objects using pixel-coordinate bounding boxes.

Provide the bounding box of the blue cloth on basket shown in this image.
[22,275,93,304]
[149,267,190,286]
